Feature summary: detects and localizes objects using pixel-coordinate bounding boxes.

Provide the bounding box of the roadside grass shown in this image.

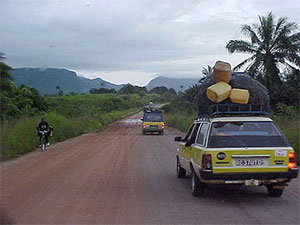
[0,92,160,161]
[273,116,300,163]
[1,114,100,160]
[0,108,139,161]
[164,112,197,133]
[46,93,163,117]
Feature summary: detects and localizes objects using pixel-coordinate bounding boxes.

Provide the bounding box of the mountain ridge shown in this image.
[10,68,124,95]
[146,76,199,92]
[10,68,200,94]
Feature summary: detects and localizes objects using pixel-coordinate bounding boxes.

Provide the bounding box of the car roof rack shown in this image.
[143,109,162,113]
[198,104,269,119]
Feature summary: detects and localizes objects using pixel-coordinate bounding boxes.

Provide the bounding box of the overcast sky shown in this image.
[1,0,299,86]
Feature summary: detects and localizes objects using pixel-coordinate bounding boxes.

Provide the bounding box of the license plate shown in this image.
[234,158,266,167]
[150,125,158,129]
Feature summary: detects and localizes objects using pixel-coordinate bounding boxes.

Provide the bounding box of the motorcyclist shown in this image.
[36,117,52,146]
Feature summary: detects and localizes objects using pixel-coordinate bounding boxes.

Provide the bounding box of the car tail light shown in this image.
[288,152,296,169]
[288,152,295,159]
[202,154,212,171]
[161,123,165,129]
[142,123,146,129]
[288,162,296,169]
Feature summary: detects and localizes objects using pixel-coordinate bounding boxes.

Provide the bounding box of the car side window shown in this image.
[189,123,201,143]
[196,123,208,146]
[183,123,195,141]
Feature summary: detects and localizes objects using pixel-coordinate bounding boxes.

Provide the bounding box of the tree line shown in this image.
[90,84,177,99]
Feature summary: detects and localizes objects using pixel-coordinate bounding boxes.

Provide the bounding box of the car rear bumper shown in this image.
[143,128,163,132]
[200,168,298,182]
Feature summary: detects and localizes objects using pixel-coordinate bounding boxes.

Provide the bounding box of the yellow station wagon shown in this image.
[142,110,165,135]
[174,105,298,197]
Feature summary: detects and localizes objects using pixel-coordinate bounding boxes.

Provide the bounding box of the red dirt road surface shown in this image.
[1,112,299,224]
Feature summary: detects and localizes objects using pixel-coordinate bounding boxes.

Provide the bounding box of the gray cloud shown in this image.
[1,0,299,85]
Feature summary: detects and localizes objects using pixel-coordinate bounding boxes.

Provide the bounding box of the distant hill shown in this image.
[146,76,199,92]
[10,68,124,95]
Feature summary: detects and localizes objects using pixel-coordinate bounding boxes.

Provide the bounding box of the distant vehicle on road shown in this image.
[143,101,157,112]
[141,110,165,135]
[174,104,298,197]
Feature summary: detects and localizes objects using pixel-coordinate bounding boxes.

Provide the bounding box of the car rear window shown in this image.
[143,112,163,122]
[207,121,290,148]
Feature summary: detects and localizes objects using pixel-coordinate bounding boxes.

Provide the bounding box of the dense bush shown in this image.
[89,88,117,94]
[119,84,147,96]
[0,62,48,120]
[164,112,196,133]
[272,104,299,163]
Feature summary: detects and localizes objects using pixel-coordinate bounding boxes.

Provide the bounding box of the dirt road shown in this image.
[1,112,299,224]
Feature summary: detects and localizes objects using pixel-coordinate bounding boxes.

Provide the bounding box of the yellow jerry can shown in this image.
[213,61,232,83]
[230,88,249,104]
[206,82,231,103]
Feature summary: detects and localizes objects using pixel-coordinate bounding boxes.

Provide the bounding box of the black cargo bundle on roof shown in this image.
[197,72,270,116]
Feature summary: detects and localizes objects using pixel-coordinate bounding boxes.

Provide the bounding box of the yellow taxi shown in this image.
[174,105,298,197]
[142,110,165,135]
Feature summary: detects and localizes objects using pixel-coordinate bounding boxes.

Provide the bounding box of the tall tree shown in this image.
[201,65,213,75]
[0,53,13,92]
[226,12,300,103]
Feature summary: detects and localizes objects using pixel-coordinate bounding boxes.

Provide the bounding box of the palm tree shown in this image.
[199,65,212,83]
[226,12,300,94]
[201,65,213,75]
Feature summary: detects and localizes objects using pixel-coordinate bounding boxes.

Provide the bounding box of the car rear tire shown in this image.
[191,170,204,197]
[176,159,186,178]
[266,185,284,197]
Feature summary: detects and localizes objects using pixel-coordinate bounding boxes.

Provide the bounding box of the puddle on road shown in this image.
[120,118,142,126]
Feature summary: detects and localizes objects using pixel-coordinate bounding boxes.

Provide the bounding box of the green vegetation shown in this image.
[164,112,196,133]
[1,55,175,160]
[162,95,198,132]
[272,104,300,162]
[45,94,162,118]
[226,12,300,106]
[89,88,117,94]
[149,86,178,101]
[0,108,138,160]
[118,84,148,96]
[1,93,164,160]
[0,53,172,160]
[1,61,48,120]
[201,65,213,76]
[1,57,167,161]
[0,93,163,160]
